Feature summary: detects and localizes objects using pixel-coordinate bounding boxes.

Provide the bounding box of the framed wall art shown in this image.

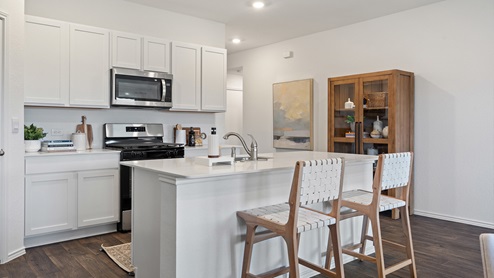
[272,79,313,150]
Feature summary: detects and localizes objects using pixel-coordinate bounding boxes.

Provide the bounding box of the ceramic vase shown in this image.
[25,140,41,153]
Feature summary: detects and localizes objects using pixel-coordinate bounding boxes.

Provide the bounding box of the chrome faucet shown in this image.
[223,132,258,160]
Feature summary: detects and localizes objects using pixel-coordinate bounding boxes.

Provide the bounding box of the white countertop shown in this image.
[24,148,121,157]
[121,151,377,179]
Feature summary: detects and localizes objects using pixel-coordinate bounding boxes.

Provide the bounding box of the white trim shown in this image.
[414,210,494,229]
[0,10,8,264]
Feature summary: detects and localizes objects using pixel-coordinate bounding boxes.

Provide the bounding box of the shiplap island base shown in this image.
[121,151,377,278]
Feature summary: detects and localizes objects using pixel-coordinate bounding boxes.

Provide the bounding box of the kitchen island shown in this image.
[121,151,377,278]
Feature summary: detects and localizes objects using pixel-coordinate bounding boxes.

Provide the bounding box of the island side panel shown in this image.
[132,169,165,278]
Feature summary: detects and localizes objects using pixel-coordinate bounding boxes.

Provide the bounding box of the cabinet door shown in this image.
[201,47,227,112]
[112,31,142,70]
[361,75,390,154]
[329,79,359,153]
[25,173,77,236]
[69,24,110,108]
[24,16,69,106]
[77,170,119,227]
[143,37,170,73]
[171,42,201,111]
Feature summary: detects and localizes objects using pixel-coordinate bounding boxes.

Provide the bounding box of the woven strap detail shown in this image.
[241,203,336,233]
[343,190,406,212]
[381,153,412,190]
[300,158,342,205]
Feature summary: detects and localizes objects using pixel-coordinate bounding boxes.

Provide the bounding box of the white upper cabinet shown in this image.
[201,46,227,112]
[69,24,110,108]
[171,42,226,112]
[112,31,142,70]
[24,16,69,106]
[112,32,170,73]
[143,37,171,73]
[25,17,110,108]
[171,42,201,111]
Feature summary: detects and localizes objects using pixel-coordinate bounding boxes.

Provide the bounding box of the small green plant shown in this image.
[24,124,46,140]
[345,115,355,124]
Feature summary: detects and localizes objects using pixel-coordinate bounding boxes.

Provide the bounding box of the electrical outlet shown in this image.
[51,129,63,136]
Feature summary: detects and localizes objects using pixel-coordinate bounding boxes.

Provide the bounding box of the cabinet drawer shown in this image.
[25,153,119,175]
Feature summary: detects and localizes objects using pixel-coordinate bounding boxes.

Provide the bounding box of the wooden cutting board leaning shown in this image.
[75,115,93,149]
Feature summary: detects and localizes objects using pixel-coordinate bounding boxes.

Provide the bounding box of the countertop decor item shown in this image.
[75,116,93,149]
[24,123,46,152]
[273,79,313,150]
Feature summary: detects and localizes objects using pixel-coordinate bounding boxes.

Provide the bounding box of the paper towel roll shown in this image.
[175,130,186,145]
[71,132,87,151]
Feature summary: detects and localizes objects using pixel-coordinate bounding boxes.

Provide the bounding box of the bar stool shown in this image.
[337,152,416,277]
[237,158,345,278]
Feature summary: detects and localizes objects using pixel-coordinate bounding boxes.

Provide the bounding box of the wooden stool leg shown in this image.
[284,233,300,278]
[359,215,369,256]
[400,206,417,277]
[241,223,257,278]
[329,223,344,278]
[370,214,385,278]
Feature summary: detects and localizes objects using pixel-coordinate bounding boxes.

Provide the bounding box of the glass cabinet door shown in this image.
[361,75,390,155]
[330,79,358,153]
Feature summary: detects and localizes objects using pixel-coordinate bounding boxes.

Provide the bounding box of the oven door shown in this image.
[111,67,172,108]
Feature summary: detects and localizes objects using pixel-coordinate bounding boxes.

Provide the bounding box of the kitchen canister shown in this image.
[71,132,87,151]
[175,130,186,145]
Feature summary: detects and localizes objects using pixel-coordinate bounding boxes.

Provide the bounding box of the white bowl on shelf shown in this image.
[370,134,382,139]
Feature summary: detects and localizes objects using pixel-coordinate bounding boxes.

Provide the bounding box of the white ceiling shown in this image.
[123,0,443,53]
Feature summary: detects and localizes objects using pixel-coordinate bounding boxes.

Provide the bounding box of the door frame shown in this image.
[0,11,8,264]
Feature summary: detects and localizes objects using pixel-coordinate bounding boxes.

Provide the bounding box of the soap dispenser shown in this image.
[208,127,220,158]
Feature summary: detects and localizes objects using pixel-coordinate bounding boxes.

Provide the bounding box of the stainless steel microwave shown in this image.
[111,67,173,108]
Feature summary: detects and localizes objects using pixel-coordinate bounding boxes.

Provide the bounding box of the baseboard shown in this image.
[414,210,494,229]
[24,223,117,248]
[4,247,26,264]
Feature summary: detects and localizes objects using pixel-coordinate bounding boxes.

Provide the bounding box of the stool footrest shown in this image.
[342,249,377,263]
[381,238,407,250]
[384,259,412,275]
[299,258,338,277]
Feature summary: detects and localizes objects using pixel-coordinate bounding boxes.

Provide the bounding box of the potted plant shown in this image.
[24,124,46,152]
[345,115,355,132]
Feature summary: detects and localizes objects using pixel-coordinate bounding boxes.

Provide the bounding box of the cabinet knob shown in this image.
[0,149,4,156]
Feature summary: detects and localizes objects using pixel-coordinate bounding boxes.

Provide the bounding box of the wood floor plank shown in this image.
[0,215,493,277]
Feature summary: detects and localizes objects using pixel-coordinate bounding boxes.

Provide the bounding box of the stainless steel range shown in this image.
[104,123,184,232]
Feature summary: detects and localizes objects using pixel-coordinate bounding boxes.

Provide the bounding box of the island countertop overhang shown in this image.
[120,151,377,179]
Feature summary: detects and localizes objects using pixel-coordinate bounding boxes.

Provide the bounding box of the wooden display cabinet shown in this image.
[328,69,414,218]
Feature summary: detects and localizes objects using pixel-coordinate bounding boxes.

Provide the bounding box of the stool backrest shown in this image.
[379,153,413,191]
[299,158,344,205]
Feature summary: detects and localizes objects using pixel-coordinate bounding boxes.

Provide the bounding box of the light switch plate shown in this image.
[11,117,19,133]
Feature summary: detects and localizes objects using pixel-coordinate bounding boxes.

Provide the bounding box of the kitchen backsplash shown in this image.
[24,107,225,149]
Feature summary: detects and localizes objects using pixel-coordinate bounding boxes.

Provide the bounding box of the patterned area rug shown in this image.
[101,242,135,274]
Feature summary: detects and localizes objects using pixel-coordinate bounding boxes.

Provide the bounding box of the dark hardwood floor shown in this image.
[0,215,492,277]
[0,232,131,278]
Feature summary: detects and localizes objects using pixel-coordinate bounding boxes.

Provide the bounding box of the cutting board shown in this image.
[75,116,93,149]
[174,127,201,146]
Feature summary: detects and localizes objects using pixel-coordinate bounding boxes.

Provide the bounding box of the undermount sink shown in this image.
[234,156,271,162]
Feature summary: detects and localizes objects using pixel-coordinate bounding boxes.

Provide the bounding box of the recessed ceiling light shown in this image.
[252,1,265,9]
[232,38,241,44]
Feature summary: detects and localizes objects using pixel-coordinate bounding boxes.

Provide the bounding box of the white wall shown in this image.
[228,0,494,228]
[0,0,27,263]
[24,0,228,146]
[224,72,243,145]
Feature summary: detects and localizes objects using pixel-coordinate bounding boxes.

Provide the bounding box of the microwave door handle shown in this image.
[161,79,167,101]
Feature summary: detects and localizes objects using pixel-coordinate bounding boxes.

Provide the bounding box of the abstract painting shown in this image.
[273,79,313,150]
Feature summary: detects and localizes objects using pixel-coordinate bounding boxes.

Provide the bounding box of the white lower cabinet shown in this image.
[25,173,77,236]
[24,151,120,247]
[77,170,119,227]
